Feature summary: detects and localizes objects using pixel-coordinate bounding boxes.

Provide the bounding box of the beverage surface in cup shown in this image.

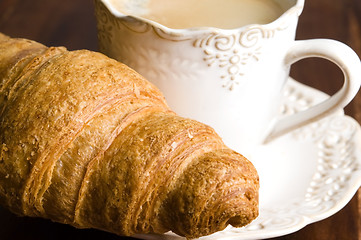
[110,0,285,29]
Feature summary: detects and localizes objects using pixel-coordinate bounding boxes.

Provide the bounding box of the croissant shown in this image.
[0,33,259,238]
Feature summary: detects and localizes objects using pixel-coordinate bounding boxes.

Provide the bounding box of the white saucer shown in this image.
[137,78,361,240]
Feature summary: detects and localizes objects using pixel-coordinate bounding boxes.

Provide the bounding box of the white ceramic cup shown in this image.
[94,0,361,155]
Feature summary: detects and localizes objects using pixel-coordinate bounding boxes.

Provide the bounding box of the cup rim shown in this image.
[99,0,305,35]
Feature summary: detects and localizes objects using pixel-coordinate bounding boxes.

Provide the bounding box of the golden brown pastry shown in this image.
[0,33,259,238]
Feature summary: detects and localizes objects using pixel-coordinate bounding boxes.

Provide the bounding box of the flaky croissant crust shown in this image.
[0,33,259,238]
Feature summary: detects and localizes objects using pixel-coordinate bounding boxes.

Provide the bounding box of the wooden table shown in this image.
[0,0,360,239]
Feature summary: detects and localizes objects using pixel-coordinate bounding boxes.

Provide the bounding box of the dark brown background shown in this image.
[0,0,360,239]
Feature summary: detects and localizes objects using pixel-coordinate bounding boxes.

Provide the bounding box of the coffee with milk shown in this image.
[110,0,285,29]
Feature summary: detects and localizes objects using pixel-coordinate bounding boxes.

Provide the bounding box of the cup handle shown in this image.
[264,39,361,144]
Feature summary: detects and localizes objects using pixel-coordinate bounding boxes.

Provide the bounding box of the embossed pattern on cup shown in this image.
[95,0,298,91]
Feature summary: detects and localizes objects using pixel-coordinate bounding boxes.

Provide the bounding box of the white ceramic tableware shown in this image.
[94,0,361,156]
